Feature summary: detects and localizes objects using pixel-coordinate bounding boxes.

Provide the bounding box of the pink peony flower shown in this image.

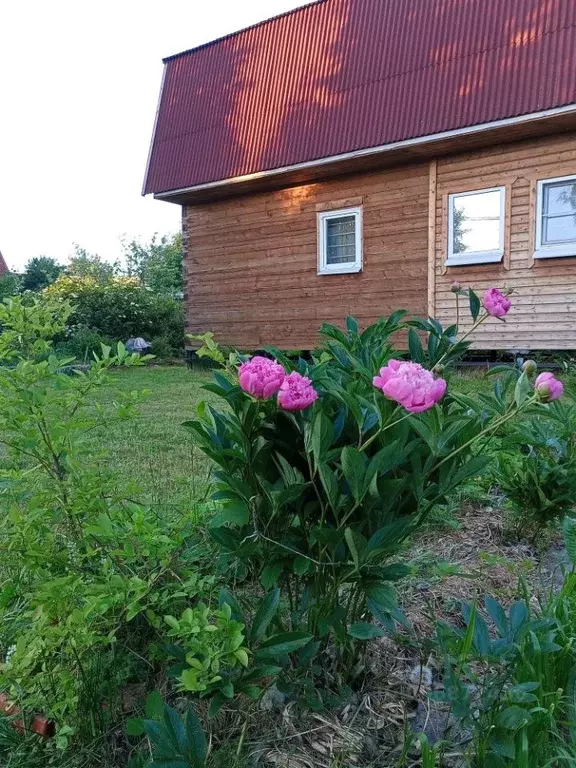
[238,356,286,399]
[535,372,563,402]
[277,371,318,411]
[373,359,447,413]
[482,288,512,318]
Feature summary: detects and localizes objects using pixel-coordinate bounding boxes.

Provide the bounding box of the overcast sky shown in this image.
[0,0,310,271]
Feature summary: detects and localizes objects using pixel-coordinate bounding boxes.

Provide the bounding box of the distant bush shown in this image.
[44,275,185,356]
[0,274,21,301]
[56,325,114,362]
[494,396,576,539]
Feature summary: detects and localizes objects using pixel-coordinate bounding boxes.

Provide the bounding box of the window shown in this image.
[318,207,362,274]
[535,175,576,259]
[446,187,506,266]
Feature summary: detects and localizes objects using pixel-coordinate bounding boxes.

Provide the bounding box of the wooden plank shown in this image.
[184,162,430,349]
[427,160,437,317]
[433,132,576,350]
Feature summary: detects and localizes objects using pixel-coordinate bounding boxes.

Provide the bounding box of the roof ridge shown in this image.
[162,0,326,63]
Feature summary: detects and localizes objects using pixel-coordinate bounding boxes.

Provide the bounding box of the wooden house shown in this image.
[143,0,576,351]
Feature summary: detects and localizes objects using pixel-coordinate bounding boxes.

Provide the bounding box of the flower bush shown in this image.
[186,287,562,685]
[494,390,576,538]
[44,275,185,356]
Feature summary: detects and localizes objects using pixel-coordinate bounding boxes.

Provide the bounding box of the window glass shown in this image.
[451,189,503,255]
[541,181,576,245]
[326,215,356,264]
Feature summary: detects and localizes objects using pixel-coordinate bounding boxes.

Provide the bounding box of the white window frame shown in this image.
[317,207,363,275]
[535,174,576,259]
[445,186,506,267]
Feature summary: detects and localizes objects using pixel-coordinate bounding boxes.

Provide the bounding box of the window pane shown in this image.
[451,189,502,254]
[453,219,501,254]
[326,216,356,264]
[543,181,576,216]
[542,214,576,245]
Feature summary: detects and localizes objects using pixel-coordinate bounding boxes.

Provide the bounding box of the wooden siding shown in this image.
[184,165,429,349]
[433,133,576,350]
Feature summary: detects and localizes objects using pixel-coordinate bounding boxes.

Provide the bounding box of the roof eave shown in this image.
[151,103,576,205]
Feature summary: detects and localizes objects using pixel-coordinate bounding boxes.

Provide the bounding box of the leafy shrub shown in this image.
[494,395,576,538]
[45,276,185,355]
[127,693,207,767]
[184,289,551,692]
[0,273,20,301]
[433,524,576,767]
[0,297,207,744]
[56,324,114,361]
[150,333,176,360]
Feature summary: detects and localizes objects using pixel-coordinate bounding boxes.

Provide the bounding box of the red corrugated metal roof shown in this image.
[143,0,576,196]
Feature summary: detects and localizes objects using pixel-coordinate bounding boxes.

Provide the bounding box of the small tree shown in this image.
[123,233,183,297]
[21,256,63,291]
[67,245,121,283]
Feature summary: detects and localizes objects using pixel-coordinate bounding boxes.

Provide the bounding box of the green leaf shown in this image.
[208,693,226,718]
[508,683,539,704]
[366,582,398,612]
[408,328,425,365]
[163,705,187,754]
[563,517,576,566]
[485,596,508,637]
[468,289,481,321]
[509,601,529,633]
[143,721,178,759]
[340,446,367,503]
[261,563,282,590]
[346,315,359,335]
[293,556,311,576]
[240,665,282,682]
[145,690,165,721]
[317,463,339,509]
[256,632,314,660]
[344,527,366,569]
[218,589,245,624]
[250,588,280,643]
[514,371,532,408]
[211,503,249,528]
[126,718,144,737]
[497,705,531,730]
[310,410,334,468]
[348,622,386,639]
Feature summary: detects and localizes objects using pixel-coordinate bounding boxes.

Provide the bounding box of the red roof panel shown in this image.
[144,0,576,195]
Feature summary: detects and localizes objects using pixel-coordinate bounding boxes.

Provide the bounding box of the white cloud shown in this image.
[0,0,310,270]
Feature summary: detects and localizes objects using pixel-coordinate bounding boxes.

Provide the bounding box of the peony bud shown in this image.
[483,288,512,318]
[522,359,537,375]
[450,281,462,293]
[535,372,563,402]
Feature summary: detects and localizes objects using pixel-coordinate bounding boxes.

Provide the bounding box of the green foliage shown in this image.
[164,602,250,694]
[21,256,64,292]
[123,233,183,298]
[0,273,21,301]
[52,280,185,356]
[56,324,114,361]
[67,245,121,283]
[433,573,576,766]
[127,695,207,767]
[185,302,539,691]
[494,396,576,538]
[0,296,209,744]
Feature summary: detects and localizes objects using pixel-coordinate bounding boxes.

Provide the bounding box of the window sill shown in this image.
[444,252,503,267]
[318,265,362,276]
[533,248,576,260]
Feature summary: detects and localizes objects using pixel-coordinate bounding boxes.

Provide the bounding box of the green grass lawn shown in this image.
[88,365,216,514]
